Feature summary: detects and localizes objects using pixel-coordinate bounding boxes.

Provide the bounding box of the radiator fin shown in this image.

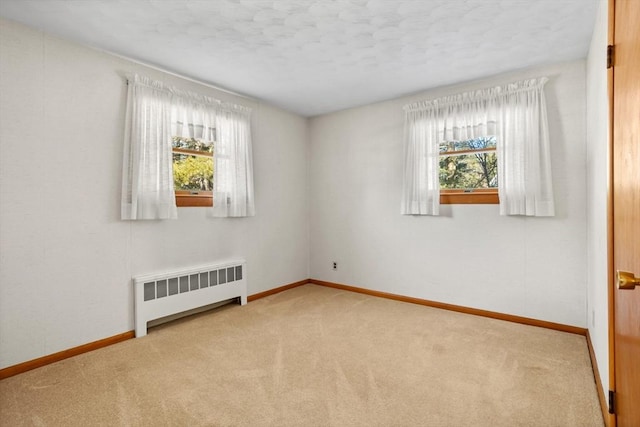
[142,265,242,301]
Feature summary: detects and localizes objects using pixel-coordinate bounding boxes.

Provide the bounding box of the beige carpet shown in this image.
[0,284,603,426]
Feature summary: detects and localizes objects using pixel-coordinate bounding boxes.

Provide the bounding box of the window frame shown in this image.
[172,145,213,207]
[440,188,499,205]
[438,138,499,205]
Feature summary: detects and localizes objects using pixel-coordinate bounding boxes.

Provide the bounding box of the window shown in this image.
[172,136,214,207]
[439,136,499,205]
[122,73,255,220]
[401,77,553,216]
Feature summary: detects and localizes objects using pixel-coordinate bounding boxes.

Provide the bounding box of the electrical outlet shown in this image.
[332,262,337,270]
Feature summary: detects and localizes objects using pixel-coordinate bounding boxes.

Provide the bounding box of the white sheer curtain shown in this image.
[121,74,177,220]
[496,78,554,216]
[401,106,441,215]
[401,77,554,217]
[122,74,255,219]
[213,107,255,217]
[172,95,217,143]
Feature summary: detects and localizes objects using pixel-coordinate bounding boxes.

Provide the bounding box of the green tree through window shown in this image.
[172,136,213,192]
[439,136,497,190]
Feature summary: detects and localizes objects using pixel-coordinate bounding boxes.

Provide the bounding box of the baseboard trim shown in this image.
[309,279,587,336]
[586,330,610,427]
[0,331,135,380]
[247,279,309,302]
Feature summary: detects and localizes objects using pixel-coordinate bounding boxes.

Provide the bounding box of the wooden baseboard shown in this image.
[247,279,309,302]
[308,279,587,336]
[0,331,135,380]
[586,330,611,427]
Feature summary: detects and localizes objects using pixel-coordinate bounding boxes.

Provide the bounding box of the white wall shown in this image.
[586,0,610,404]
[309,61,588,327]
[0,18,309,369]
[1,13,603,371]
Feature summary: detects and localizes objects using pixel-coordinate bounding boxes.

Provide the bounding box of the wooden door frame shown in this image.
[606,0,615,425]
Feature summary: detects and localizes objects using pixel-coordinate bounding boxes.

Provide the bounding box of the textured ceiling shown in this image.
[0,0,597,117]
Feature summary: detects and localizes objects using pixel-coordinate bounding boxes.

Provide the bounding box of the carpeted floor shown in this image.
[0,284,603,426]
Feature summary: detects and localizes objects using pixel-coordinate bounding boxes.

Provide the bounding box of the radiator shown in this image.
[133,259,247,337]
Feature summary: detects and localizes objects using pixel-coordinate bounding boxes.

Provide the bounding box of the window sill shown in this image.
[440,190,499,205]
[175,191,212,207]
